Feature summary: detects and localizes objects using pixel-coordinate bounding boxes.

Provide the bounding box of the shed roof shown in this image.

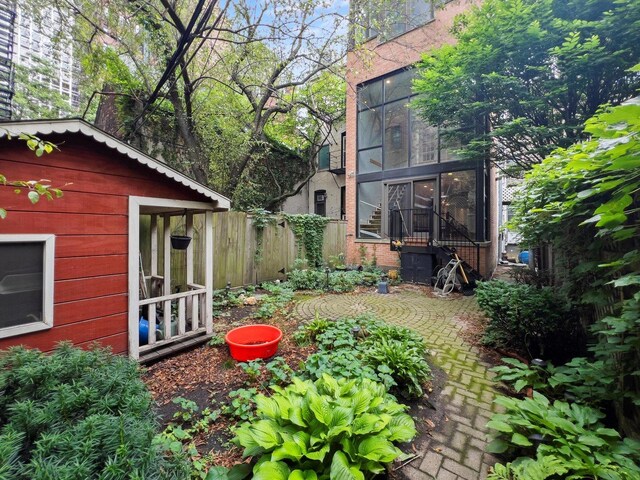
[0,118,230,209]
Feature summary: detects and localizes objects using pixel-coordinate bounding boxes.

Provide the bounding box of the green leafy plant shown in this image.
[487,392,640,479]
[239,360,264,384]
[233,374,417,479]
[209,334,226,347]
[0,344,189,479]
[223,388,259,422]
[255,283,294,319]
[250,209,277,264]
[300,315,430,399]
[283,214,330,268]
[476,280,578,360]
[265,358,294,387]
[366,337,430,398]
[491,358,555,394]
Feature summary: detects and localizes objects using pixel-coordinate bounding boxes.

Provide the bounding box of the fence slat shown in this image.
[140,212,347,291]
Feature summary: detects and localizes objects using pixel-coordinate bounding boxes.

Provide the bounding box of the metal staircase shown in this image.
[0,0,15,119]
[389,206,483,285]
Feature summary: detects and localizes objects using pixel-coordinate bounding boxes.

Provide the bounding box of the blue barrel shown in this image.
[518,251,530,264]
[139,317,150,345]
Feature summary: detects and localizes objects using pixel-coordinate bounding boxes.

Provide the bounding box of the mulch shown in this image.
[140,291,469,475]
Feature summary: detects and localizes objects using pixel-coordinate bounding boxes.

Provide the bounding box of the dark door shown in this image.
[400,252,433,284]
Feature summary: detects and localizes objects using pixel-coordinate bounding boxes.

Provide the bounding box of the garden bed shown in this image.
[142,289,448,478]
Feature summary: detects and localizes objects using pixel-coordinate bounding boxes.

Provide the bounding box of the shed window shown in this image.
[0,235,55,338]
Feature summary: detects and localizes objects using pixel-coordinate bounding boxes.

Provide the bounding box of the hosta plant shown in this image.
[487,392,640,479]
[233,374,417,479]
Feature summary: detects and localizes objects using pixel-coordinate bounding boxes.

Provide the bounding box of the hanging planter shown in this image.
[170,235,191,250]
[170,209,191,249]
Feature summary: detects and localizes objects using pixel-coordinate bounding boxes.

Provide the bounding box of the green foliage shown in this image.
[223,388,259,423]
[509,99,640,431]
[233,374,416,479]
[264,358,294,387]
[413,0,640,173]
[208,334,226,347]
[283,214,330,268]
[255,283,295,319]
[487,393,640,479]
[476,281,577,360]
[239,360,264,384]
[286,268,382,293]
[250,209,278,263]
[366,337,430,399]
[212,289,245,317]
[491,358,554,395]
[0,132,63,219]
[300,315,431,399]
[0,343,189,479]
[158,398,221,479]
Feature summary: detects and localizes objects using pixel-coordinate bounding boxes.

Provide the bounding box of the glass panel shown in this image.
[440,133,463,162]
[357,80,383,110]
[358,148,383,173]
[440,170,476,240]
[384,70,414,103]
[357,108,383,150]
[413,179,435,235]
[410,109,438,165]
[358,181,382,239]
[387,182,411,211]
[0,243,44,329]
[318,145,330,170]
[413,180,435,210]
[408,0,433,29]
[383,100,409,170]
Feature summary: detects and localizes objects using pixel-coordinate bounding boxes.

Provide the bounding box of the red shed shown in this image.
[0,119,230,361]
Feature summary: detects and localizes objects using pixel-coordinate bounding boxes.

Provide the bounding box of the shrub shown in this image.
[487,392,640,479]
[476,280,578,360]
[233,374,416,479]
[0,344,189,479]
[285,269,382,293]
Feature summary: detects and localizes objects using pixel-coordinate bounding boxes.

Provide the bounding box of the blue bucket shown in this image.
[518,251,530,264]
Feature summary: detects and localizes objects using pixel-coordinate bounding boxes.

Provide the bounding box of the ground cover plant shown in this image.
[299,314,431,399]
[0,343,189,479]
[286,268,382,293]
[232,374,417,479]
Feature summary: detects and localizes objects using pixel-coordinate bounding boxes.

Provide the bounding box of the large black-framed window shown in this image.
[356,69,459,174]
[355,0,435,42]
[355,70,486,241]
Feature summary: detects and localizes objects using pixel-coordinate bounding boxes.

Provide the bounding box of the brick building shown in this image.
[345,0,497,282]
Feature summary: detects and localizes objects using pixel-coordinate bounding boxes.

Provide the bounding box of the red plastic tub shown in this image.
[225,324,283,361]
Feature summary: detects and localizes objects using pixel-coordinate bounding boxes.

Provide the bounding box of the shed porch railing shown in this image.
[138,282,208,351]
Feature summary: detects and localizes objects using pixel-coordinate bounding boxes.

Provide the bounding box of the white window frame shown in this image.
[0,234,55,338]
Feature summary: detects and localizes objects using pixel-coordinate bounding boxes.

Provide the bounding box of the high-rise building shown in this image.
[0,0,15,119]
[0,1,79,119]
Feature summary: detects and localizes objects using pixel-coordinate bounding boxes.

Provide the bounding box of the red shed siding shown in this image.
[0,134,210,355]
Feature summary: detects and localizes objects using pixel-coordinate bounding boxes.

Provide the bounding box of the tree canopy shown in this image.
[19,0,346,209]
[413,0,640,174]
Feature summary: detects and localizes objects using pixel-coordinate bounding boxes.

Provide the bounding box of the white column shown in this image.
[205,210,214,334]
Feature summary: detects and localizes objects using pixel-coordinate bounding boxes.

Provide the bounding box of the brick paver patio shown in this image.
[293,286,501,480]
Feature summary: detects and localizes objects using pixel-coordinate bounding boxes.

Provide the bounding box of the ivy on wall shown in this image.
[249,208,277,264]
[283,214,330,268]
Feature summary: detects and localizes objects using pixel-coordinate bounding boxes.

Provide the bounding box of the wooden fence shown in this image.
[140,212,347,290]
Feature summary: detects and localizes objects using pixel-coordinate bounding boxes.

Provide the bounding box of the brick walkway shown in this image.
[293,286,501,480]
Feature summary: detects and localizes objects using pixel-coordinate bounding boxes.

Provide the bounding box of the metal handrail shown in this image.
[389,207,481,273]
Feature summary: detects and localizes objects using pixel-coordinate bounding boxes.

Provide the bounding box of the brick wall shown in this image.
[344,0,488,272]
